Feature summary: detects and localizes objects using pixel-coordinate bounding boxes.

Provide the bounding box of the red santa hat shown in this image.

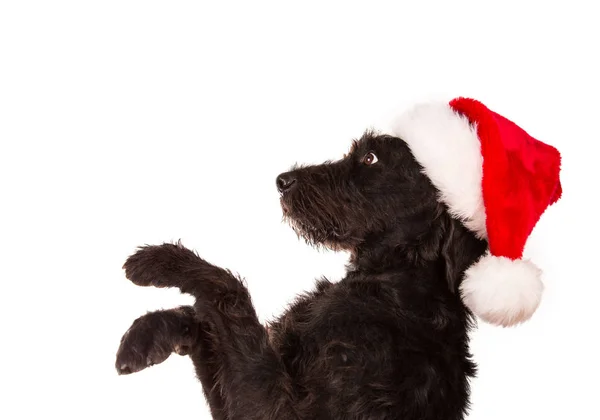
[390,97,562,327]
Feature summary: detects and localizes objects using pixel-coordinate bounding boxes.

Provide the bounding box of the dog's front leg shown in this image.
[114,306,229,419]
[115,306,198,375]
[122,243,298,420]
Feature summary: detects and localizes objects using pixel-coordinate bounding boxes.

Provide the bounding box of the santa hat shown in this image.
[390,97,562,327]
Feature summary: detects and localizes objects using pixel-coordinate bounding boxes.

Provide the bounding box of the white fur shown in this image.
[460,255,544,327]
[390,102,487,238]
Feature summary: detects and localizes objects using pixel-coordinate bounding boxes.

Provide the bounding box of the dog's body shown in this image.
[116,132,488,419]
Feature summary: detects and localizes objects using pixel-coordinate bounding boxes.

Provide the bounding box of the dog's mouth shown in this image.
[280,197,291,215]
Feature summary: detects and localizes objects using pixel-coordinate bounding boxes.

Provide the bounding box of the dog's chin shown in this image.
[282,212,352,251]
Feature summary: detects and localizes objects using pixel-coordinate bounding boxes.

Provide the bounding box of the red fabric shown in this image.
[449,98,562,260]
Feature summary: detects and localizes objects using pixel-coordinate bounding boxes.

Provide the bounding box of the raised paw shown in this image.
[115,306,198,375]
[122,241,201,289]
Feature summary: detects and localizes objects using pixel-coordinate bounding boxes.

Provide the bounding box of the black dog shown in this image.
[116,130,487,419]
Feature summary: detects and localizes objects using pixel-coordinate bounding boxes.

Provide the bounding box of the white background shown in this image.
[1,1,598,419]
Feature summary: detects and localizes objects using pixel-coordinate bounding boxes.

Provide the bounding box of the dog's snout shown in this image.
[276,172,297,193]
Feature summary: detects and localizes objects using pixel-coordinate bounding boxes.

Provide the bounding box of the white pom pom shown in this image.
[459,255,544,327]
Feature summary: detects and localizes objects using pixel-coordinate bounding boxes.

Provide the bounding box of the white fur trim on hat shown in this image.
[390,102,487,239]
[459,255,544,327]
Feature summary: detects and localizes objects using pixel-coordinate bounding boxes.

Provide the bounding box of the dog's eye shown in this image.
[362,152,378,165]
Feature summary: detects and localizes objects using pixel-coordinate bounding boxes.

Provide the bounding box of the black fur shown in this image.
[116,131,488,419]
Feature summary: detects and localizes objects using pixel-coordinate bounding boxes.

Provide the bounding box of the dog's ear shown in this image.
[440,214,487,294]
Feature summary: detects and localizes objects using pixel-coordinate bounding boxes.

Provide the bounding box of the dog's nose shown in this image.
[276,172,297,193]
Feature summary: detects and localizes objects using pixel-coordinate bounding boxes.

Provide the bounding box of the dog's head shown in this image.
[277,131,440,249]
[277,130,487,287]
